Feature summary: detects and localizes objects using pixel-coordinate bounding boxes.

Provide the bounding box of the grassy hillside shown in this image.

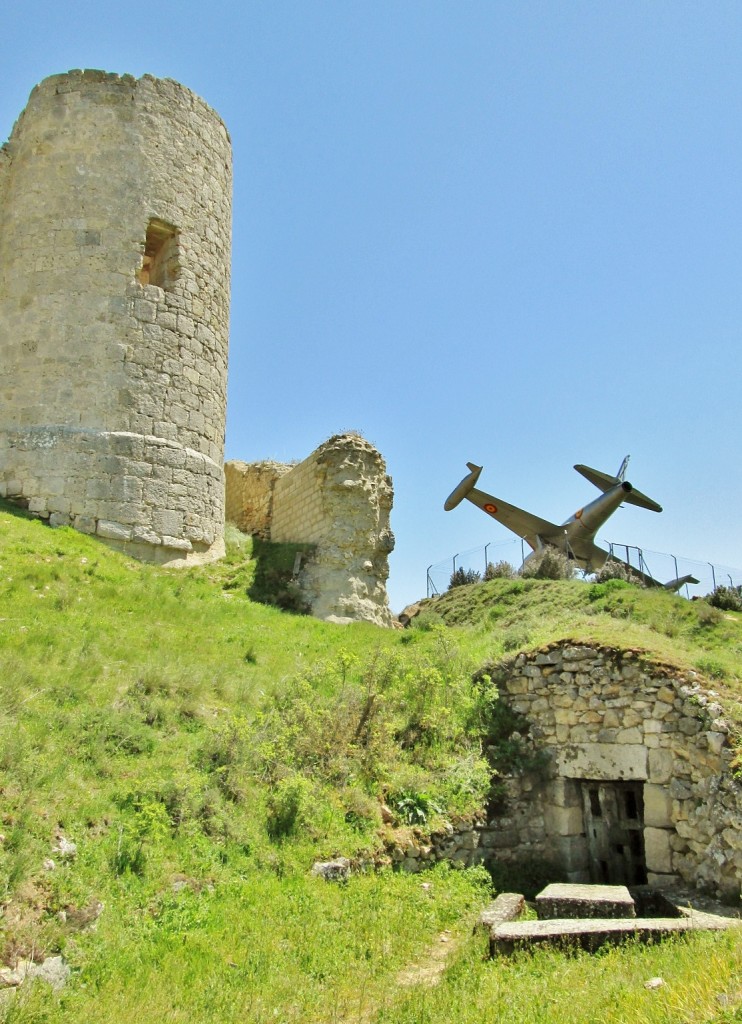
[419,575,742,723]
[0,500,740,1023]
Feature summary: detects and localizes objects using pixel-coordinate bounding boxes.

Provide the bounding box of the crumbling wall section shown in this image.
[0,70,231,565]
[224,460,292,538]
[271,434,394,626]
[226,435,394,626]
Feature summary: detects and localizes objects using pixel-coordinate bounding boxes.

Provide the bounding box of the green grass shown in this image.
[381,927,742,1023]
[0,501,740,1023]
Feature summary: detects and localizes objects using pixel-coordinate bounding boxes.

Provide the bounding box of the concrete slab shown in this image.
[535,883,635,920]
[490,915,737,956]
[474,893,525,933]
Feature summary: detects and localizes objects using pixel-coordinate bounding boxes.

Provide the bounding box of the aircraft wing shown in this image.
[466,487,561,548]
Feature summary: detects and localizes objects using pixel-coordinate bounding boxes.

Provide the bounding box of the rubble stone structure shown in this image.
[0,70,231,564]
[225,434,395,626]
[385,643,741,902]
[488,643,740,900]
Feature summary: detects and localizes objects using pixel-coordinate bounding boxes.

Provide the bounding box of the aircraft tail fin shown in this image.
[663,574,700,592]
[574,462,662,513]
[625,488,663,513]
[616,455,630,481]
[574,464,621,493]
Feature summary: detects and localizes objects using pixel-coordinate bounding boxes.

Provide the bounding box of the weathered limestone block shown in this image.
[491,914,734,957]
[557,743,648,781]
[644,828,674,873]
[535,883,635,920]
[475,893,525,933]
[644,784,673,828]
[544,804,584,837]
[648,749,674,785]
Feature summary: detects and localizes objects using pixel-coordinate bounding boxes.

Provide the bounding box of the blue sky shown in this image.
[2,2,741,609]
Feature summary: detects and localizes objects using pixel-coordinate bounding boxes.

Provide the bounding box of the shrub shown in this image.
[484,560,516,580]
[520,549,575,580]
[706,585,742,612]
[247,644,496,831]
[448,567,481,590]
[223,522,252,557]
[696,657,728,680]
[501,627,531,652]
[266,775,313,840]
[594,560,643,585]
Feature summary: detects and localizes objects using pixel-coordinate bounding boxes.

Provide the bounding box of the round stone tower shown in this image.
[0,70,231,563]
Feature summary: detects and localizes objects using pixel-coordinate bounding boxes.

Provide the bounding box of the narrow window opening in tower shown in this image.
[137,219,180,288]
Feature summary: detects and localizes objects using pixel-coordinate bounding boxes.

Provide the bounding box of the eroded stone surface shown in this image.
[310,857,351,881]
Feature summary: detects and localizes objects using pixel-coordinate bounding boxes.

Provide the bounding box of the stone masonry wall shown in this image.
[225,434,395,626]
[224,460,292,539]
[496,644,741,899]
[0,70,231,565]
[383,644,741,901]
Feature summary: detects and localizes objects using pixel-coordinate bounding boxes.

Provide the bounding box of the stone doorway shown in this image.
[581,781,647,886]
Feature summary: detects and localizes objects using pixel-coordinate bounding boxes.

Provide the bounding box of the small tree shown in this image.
[484,560,516,581]
[448,566,481,590]
[706,585,742,612]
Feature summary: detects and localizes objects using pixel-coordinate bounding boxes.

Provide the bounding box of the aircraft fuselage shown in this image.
[559,482,632,564]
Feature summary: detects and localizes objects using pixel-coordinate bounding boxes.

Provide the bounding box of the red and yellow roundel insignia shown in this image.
[484,503,498,514]
[575,508,584,520]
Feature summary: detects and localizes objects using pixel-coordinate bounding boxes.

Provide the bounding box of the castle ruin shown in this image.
[225,433,395,626]
[0,71,396,623]
[0,70,232,564]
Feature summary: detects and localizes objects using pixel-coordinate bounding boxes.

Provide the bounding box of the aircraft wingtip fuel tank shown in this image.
[443,462,482,511]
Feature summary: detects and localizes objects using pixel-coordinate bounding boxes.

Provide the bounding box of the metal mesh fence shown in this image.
[426,539,741,600]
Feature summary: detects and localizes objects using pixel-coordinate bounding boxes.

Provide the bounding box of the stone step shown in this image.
[474,892,525,933]
[535,882,635,920]
[490,914,738,957]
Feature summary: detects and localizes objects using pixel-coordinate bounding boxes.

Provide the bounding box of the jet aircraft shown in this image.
[444,456,698,590]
